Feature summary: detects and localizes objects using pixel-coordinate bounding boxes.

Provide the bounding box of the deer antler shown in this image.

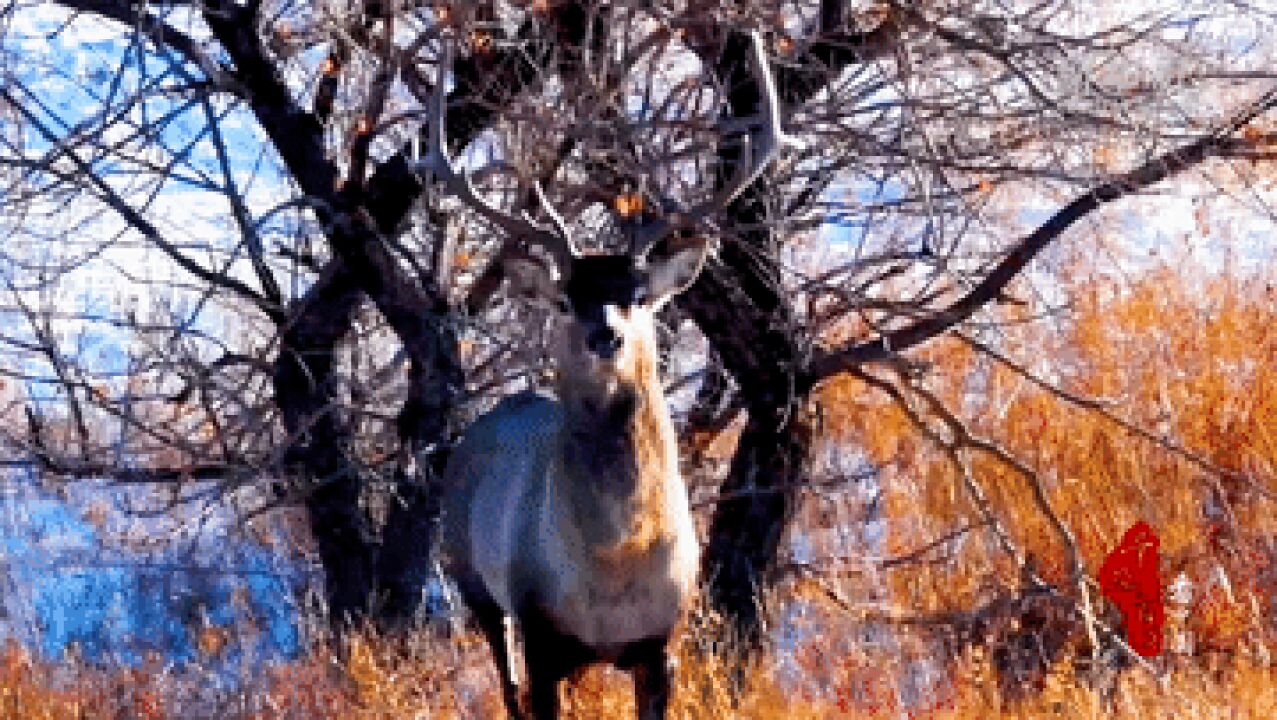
[412,39,577,275]
[630,30,799,258]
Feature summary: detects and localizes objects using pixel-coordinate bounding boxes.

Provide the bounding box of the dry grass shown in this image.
[0,640,165,720]
[2,594,1275,719]
[4,265,1275,718]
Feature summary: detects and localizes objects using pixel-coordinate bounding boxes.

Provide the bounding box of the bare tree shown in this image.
[2,0,1276,651]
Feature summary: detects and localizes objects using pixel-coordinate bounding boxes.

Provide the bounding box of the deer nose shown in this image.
[587,327,622,359]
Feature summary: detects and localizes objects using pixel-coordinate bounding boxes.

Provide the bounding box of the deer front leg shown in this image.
[469,601,524,718]
[625,637,673,720]
[526,660,564,720]
[520,610,593,720]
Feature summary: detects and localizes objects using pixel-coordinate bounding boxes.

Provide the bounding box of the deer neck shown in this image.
[553,345,678,552]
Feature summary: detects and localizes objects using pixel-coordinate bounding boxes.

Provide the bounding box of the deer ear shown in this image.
[504,256,566,311]
[645,237,711,308]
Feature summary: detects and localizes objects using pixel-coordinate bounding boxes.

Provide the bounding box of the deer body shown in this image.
[440,255,708,720]
[443,359,698,653]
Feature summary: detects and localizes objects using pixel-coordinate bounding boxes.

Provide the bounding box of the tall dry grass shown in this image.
[3,264,1275,717]
[3,599,1275,719]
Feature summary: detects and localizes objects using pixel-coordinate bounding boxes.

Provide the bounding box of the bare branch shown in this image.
[0,86,272,310]
[808,84,1277,380]
[49,0,212,76]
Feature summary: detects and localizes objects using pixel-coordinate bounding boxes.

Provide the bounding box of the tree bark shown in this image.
[271,263,376,627]
[681,230,815,646]
[684,12,908,644]
[679,33,813,646]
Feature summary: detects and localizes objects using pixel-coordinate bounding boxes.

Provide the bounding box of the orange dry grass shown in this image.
[557,612,825,719]
[0,640,165,720]
[6,265,1276,717]
[934,651,1277,720]
[246,606,825,719]
[244,592,1273,719]
[6,621,1274,718]
[817,266,1277,638]
[1,641,86,720]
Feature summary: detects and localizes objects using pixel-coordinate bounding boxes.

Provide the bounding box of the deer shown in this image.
[415,30,793,720]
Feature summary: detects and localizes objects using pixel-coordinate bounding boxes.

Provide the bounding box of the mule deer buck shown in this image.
[417,31,792,719]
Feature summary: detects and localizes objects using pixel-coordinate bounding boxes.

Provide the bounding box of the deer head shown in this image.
[506,238,707,375]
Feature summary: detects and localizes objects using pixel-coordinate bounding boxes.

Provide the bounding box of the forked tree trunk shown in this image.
[680,240,814,645]
[272,257,461,631]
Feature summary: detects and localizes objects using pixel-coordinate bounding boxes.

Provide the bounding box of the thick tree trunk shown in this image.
[705,412,814,638]
[681,242,814,644]
[684,13,905,643]
[272,254,461,631]
[681,31,818,645]
[263,3,594,629]
[272,263,379,628]
[679,227,812,646]
[372,316,462,628]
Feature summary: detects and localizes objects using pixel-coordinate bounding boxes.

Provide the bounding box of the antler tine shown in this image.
[531,181,577,263]
[630,30,798,258]
[413,39,576,273]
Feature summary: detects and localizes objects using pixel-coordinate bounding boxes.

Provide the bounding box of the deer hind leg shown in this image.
[476,606,525,719]
[619,637,673,720]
